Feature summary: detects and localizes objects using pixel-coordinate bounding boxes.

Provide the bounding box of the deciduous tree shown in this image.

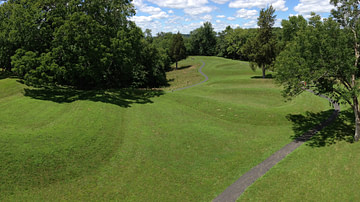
[1,0,168,89]
[275,8,360,141]
[189,22,217,56]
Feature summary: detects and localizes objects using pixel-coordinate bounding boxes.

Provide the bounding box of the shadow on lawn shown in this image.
[0,70,15,80]
[23,87,164,108]
[287,108,354,147]
[251,74,274,79]
[168,65,192,72]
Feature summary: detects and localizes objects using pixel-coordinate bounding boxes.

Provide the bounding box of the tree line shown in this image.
[0,0,306,89]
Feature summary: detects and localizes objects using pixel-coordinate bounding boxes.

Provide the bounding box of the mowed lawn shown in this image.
[0,56,335,201]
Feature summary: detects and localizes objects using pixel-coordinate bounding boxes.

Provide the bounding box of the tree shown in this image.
[275,9,360,141]
[226,28,252,60]
[281,15,308,44]
[169,32,187,69]
[152,32,174,71]
[2,0,168,89]
[189,22,217,56]
[216,25,233,57]
[243,5,277,78]
[331,0,360,141]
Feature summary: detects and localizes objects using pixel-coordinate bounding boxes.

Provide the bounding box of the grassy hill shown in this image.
[0,56,342,201]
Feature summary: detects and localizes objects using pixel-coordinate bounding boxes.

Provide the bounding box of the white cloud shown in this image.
[148,0,209,9]
[213,21,240,32]
[133,0,167,15]
[166,15,185,24]
[141,6,162,15]
[131,15,153,23]
[184,6,216,15]
[216,19,222,23]
[235,9,258,19]
[229,0,288,12]
[294,0,334,15]
[275,18,282,27]
[227,17,236,21]
[243,20,257,28]
[211,0,231,4]
[147,0,216,16]
[168,10,174,14]
[182,22,206,33]
[201,14,213,21]
[131,11,169,23]
[132,0,144,8]
[217,15,226,18]
[136,20,163,34]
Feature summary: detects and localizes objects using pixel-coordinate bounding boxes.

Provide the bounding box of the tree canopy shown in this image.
[0,0,168,89]
[275,1,360,141]
[189,22,217,56]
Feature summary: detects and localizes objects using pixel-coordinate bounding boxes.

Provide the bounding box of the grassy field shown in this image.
[0,56,338,201]
[162,57,204,91]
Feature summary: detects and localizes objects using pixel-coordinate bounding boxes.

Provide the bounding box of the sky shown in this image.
[131,0,336,34]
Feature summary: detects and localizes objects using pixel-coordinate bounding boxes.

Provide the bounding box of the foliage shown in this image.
[216,26,233,58]
[216,26,254,60]
[152,32,174,71]
[243,6,277,78]
[275,11,360,140]
[0,0,168,89]
[189,22,217,56]
[281,15,308,44]
[169,32,187,69]
[226,28,255,60]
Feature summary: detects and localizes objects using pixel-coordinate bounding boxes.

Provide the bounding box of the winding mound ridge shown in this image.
[0,57,331,201]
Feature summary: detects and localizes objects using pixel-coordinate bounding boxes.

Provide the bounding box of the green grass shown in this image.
[0,56,333,201]
[239,107,358,201]
[162,57,203,91]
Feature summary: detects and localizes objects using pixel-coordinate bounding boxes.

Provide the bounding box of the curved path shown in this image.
[214,89,340,202]
[168,61,208,92]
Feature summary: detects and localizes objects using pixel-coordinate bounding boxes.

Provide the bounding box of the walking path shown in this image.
[168,61,207,92]
[213,89,340,202]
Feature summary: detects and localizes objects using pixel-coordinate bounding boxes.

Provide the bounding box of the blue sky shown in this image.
[131,0,335,34]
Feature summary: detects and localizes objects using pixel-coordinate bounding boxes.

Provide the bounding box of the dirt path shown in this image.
[213,90,340,202]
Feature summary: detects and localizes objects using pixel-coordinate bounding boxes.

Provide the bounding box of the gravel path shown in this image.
[168,61,207,92]
[213,89,340,202]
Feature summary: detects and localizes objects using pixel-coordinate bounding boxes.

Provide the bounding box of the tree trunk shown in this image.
[352,28,360,141]
[354,96,360,142]
[355,116,360,142]
[262,65,266,78]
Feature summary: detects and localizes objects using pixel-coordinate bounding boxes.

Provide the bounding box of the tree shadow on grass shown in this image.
[168,65,192,72]
[287,108,354,147]
[0,71,16,80]
[251,74,274,79]
[23,87,164,108]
